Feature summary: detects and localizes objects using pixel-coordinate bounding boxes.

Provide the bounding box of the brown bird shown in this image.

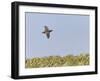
[42,26,53,39]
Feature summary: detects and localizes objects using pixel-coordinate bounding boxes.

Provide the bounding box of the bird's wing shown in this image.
[42,31,45,33]
[46,33,50,39]
[49,30,53,32]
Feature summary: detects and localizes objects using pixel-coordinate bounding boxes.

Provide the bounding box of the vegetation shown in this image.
[25,53,89,68]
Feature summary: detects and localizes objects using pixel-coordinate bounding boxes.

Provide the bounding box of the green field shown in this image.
[25,53,89,68]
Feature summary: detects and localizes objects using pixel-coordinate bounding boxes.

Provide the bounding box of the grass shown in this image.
[25,53,89,68]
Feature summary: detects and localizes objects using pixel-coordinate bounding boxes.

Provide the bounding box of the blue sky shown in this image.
[25,12,89,59]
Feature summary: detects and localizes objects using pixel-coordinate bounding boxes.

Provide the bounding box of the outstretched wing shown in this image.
[49,30,53,32]
[42,31,45,33]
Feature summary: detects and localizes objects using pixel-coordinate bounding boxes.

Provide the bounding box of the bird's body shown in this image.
[42,26,53,39]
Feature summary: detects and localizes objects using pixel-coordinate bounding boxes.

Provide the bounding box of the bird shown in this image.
[42,26,53,39]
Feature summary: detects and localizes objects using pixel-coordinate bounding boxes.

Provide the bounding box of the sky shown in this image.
[25,12,89,59]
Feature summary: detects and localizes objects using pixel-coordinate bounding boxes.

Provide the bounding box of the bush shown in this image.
[25,53,89,68]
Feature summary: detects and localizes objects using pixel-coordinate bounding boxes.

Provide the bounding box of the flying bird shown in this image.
[42,26,53,39]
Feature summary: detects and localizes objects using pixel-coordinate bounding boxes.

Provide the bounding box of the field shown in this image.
[25,53,89,68]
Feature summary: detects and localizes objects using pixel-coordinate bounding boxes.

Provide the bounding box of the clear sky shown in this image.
[25,12,89,59]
